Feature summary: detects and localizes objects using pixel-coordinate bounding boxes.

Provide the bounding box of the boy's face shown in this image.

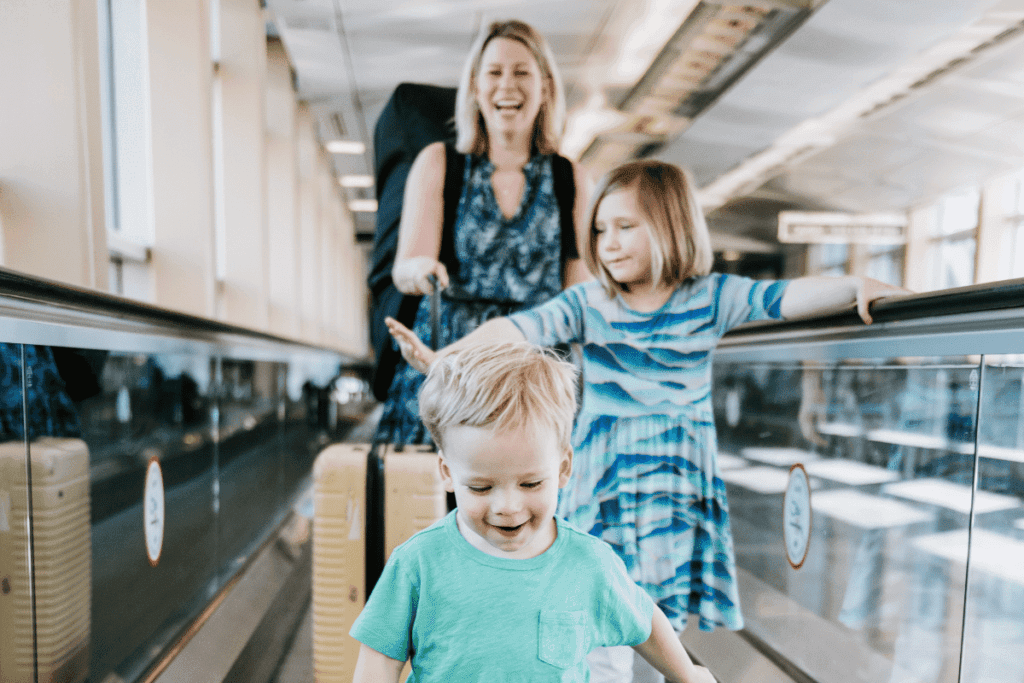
[439,420,572,559]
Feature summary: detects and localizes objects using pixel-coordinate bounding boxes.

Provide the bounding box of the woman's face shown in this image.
[474,37,547,141]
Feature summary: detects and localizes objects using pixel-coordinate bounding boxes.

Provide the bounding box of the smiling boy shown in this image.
[350,342,716,683]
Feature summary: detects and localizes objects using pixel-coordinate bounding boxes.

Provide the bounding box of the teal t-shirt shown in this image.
[350,511,655,682]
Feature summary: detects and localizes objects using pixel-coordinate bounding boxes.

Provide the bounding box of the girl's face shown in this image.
[594,187,656,290]
[474,37,546,140]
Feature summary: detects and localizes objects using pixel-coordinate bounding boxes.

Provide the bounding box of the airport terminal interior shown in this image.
[3,0,1024,681]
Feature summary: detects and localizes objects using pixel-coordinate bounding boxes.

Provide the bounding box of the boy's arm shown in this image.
[779,275,911,324]
[352,643,406,683]
[633,607,717,683]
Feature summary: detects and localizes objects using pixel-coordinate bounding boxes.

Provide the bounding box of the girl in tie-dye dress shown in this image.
[386,160,906,679]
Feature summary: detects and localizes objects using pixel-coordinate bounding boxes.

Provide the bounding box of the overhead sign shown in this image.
[778,211,907,244]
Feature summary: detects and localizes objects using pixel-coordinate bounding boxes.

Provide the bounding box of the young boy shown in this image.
[350,342,716,683]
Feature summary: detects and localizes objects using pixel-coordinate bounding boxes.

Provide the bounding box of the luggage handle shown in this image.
[427,273,441,352]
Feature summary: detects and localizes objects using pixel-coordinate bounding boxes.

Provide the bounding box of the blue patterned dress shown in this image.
[379,153,567,445]
[509,274,789,632]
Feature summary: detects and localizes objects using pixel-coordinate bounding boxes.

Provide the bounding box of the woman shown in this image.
[378,19,590,444]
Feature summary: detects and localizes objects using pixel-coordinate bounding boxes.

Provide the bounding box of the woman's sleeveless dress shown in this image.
[509,275,789,632]
[378,153,565,445]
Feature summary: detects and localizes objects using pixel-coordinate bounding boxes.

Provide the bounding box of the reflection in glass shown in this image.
[960,358,1024,683]
[712,357,980,683]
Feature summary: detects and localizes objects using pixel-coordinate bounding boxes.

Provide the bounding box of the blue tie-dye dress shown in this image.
[509,274,789,632]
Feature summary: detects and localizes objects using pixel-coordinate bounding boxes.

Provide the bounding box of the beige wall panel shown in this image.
[217,0,269,329]
[266,39,301,338]
[297,106,322,343]
[0,0,108,289]
[147,0,216,317]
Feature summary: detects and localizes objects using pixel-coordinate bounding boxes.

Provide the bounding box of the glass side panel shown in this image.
[712,357,980,683]
[217,358,284,570]
[0,344,33,683]
[46,347,219,683]
[960,357,1024,683]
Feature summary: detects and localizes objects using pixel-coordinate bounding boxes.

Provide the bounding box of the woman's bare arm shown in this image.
[392,142,450,295]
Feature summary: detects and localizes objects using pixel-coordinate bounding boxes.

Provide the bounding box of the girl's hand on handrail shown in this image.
[385,317,437,374]
[854,277,913,324]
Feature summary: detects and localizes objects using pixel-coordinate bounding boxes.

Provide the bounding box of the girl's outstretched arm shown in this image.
[633,607,717,683]
[384,316,526,374]
[780,275,911,324]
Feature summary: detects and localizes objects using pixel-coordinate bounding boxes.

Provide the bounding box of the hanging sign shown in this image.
[778,211,906,244]
[784,463,812,569]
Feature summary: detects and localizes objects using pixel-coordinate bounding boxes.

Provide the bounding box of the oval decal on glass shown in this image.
[144,457,165,566]
[784,463,812,569]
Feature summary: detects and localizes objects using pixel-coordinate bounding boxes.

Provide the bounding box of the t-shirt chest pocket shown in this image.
[538,610,589,669]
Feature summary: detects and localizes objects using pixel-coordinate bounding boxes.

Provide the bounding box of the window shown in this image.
[998,170,1024,280]
[99,0,153,298]
[927,189,979,290]
[866,243,905,287]
[813,243,849,277]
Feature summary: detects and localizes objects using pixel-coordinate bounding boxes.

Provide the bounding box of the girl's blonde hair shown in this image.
[454,20,565,156]
[584,160,714,297]
[418,341,577,451]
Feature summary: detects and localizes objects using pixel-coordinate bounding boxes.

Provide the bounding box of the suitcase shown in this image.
[381,444,447,561]
[0,437,91,683]
[311,443,368,683]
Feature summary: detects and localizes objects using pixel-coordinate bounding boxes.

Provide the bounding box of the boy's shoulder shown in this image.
[555,517,624,566]
[388,511,453,561]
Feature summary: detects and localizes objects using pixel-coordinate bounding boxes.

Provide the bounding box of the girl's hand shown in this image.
[392,257,449,295]
[385,317,437,374]
[854,277,913,324]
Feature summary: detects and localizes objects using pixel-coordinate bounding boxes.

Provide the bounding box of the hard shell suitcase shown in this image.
[0,437,91,683]
[311,443,368,683]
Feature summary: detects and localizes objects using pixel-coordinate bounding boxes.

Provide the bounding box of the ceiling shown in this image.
[266,0,1024,248]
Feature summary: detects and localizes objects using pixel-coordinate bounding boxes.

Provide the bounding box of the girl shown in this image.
[387,160,907,681]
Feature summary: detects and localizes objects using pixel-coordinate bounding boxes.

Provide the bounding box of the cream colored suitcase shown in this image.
[312,443,368,683]
[0,437,91,683]
[382,444,447,560]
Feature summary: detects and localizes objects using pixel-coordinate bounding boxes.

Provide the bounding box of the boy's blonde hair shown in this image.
[584,160,714,298]
[418,341,577,451]
[454,20,565,156]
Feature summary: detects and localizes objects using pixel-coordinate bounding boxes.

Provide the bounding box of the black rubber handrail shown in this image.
[0,266,365,360]
[724,276,1024,339]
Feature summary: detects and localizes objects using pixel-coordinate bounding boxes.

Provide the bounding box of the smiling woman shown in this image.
[378,19,591,446]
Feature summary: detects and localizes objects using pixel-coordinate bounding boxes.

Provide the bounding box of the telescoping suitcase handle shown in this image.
[427,273,441,352]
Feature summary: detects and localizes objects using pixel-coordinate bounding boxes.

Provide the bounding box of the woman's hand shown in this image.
[853,277,912,324]
[385,317,437,374]
[392,257,449,295]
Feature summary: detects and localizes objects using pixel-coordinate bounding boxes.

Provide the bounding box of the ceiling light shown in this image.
[326,140,365,154]
[339,175,374,188]
[582,2,813,165]
[349,199,378,212]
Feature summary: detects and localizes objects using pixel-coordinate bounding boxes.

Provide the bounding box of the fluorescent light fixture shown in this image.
[349,199,378,212]
[339,174,374,188]
[326,140,365,154]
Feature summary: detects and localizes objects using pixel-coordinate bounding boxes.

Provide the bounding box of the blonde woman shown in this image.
[380,19,589,445]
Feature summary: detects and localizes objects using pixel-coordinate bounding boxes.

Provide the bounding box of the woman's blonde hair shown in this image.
[584,160,714,297]
[418,341,577,451]
[454,20,565,156]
